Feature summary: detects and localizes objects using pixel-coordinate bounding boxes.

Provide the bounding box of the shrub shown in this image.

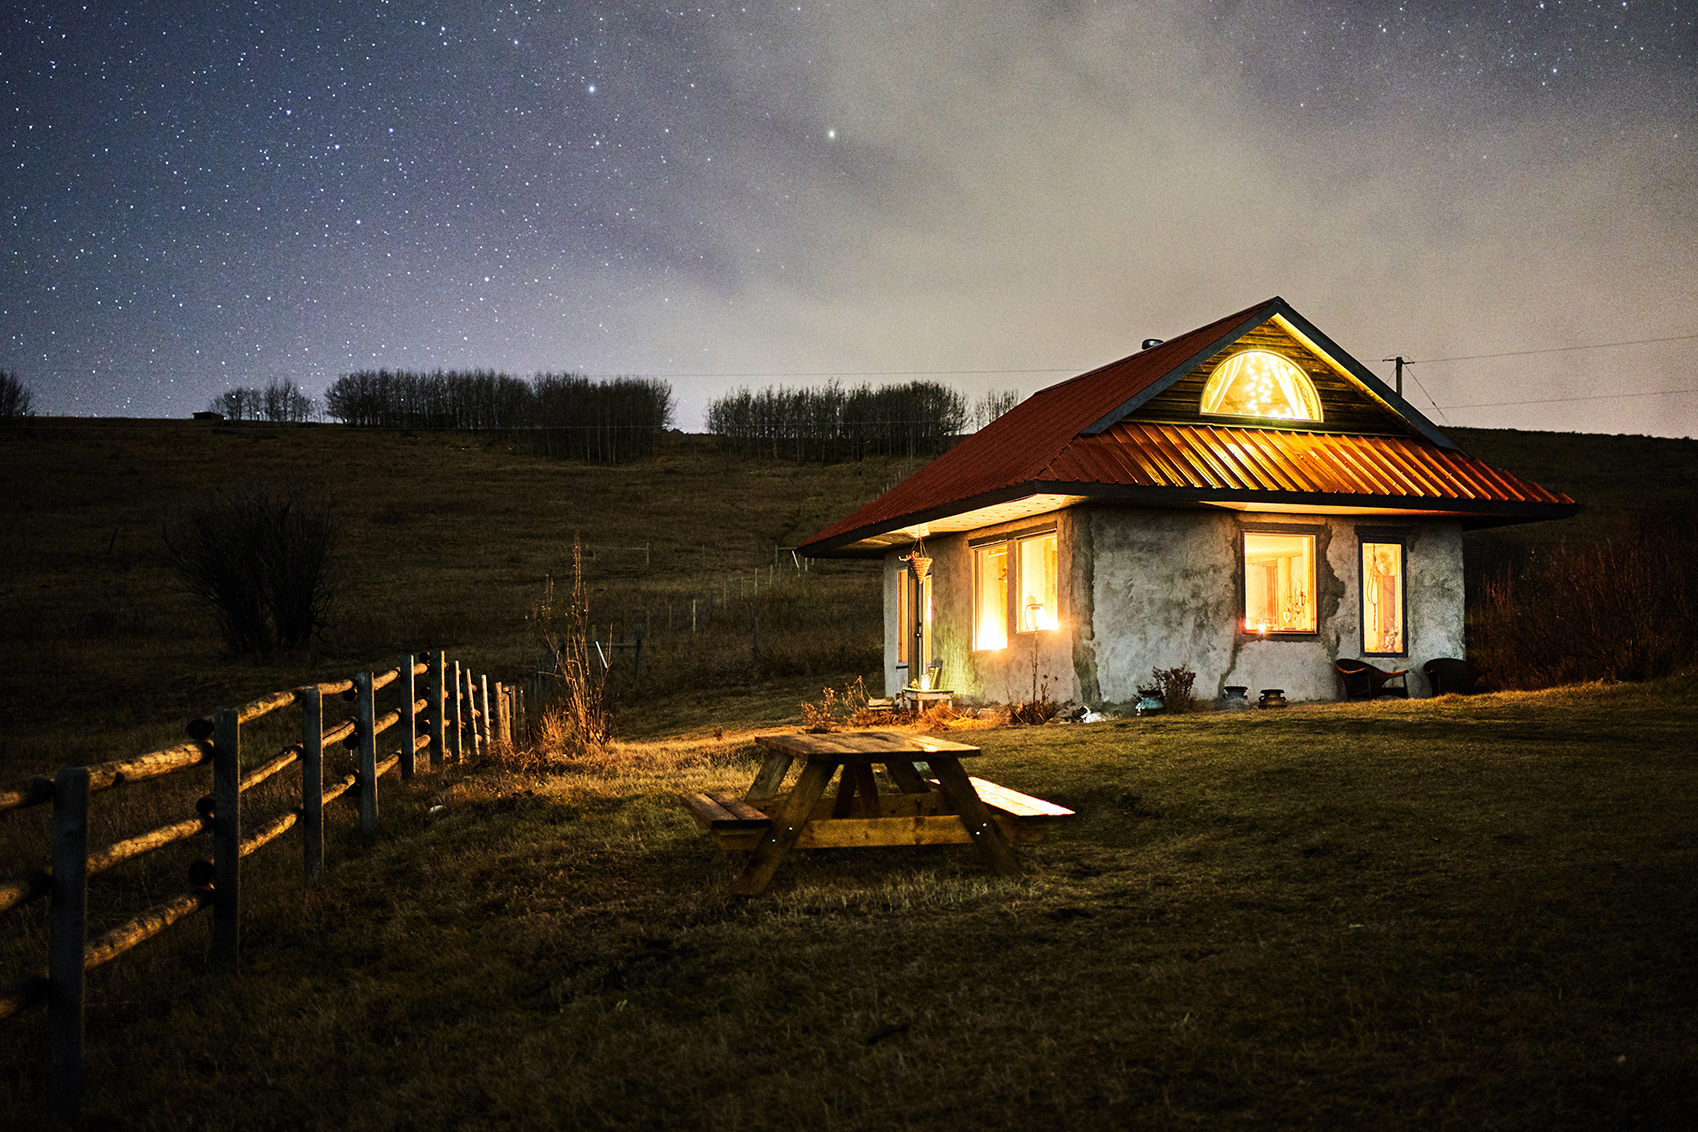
[1469,509,1698,688]
[161,483,339,655]
[1151,666,1198,712]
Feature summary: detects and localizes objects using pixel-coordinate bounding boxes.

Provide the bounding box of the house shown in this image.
[796,297,1578,705]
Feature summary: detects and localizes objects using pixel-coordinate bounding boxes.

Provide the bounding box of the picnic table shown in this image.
[681,730,1074,895]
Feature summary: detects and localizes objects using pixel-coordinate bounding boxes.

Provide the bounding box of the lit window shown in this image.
[1201,350,1323,422]
[1017,532,1059,631]
[973,530,1061,650]
[1361,541,1405,654]
[1243,531,1316,634]
[896,568,910,665]
[974,544,1009,651]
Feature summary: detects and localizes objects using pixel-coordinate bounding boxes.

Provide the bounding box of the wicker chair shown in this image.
[1334,658,1409,700]
[1422,657,1483,695]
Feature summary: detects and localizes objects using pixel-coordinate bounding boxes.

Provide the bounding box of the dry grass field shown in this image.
[2,418,1696,1128]
[1,680,1694,1129]
[0,417,906,777]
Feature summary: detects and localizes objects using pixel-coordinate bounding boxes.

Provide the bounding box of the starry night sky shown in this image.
[5,1,1696,435]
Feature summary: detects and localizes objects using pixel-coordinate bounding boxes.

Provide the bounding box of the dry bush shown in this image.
[159,482,338,656]
[801,675,904,731]
[1151,666,1198,712]
[1470,509,1698,688]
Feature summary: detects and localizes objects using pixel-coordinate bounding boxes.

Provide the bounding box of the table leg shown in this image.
[928,756,1019,875]
[830,765,856,818]
[733,758,838,895]
[848,762,880,817]
[883,759,931,794]
[745,752,795,807]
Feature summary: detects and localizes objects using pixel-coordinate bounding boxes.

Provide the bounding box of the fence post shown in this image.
[400,654,417,781]
[48,765,90,1123]
[451,660,464,764]
[302,688,324,886]
[509,682,522,753]
[211,707,240,967]
[356,671,377,831]
[429,650,447,771]
[465,668,482,760]
[480,674,492,753]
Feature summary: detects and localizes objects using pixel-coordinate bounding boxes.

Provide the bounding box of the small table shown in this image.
[899,687,955,711]
[681,731,1073,895]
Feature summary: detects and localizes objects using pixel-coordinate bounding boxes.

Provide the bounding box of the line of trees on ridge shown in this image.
[208,379,317,423]
[707,381,1019,462]
[323,370,674,462]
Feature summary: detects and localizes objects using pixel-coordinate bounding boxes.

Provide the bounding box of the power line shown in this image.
[1407,332,1698,365]
[594,366,1084,380]
[1443,387,1698,410]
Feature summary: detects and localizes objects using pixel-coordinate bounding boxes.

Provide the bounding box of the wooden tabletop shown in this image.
[754,731,982,761]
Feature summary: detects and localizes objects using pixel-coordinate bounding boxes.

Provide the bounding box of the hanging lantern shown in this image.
[901,535,930,582]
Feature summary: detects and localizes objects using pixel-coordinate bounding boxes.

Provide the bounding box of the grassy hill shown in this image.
[0,418,918,776]
[1,419,1695,1127]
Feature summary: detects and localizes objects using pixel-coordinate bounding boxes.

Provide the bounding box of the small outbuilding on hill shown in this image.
[797,297,1579,706]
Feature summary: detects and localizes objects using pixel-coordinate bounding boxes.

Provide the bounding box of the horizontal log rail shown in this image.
[0,970,45,1022]
[89,815,210,879]
[0,649,526,1124]
[0,742,214,817]
[0,868,50,914]
[0,776,53,815]
[83,888,212,972]
[240,748,300,794]
[321,772,357,808]
[239,811,298,859]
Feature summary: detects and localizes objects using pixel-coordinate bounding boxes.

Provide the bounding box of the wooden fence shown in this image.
[0,650,525,1123]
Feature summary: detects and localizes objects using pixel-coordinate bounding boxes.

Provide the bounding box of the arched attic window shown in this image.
[1200,350,1323,422]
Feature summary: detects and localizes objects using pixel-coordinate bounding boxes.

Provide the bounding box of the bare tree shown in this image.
[0,371,35,418]
[972,389,1021,431]
[262,378,316,422]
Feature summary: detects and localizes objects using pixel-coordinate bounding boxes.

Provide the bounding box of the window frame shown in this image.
[896,565,911,667]
[1357,526,1410,658]
[1239,522,1321,639]
[970,525,1060,652]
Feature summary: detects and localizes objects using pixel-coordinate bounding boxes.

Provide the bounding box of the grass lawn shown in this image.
[4,677,1694,1129]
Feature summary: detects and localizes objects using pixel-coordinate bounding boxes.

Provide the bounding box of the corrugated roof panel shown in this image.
[1070,424,1573,504]
[798,302,1576,555]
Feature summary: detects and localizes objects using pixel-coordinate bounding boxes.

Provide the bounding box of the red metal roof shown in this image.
[800,299,1578,554]
[1051,423,1574,504]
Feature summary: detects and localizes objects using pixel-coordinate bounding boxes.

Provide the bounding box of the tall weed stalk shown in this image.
[532,538,610,757]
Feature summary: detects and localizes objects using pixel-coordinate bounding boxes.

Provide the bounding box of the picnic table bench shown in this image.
[681,730,1074,895]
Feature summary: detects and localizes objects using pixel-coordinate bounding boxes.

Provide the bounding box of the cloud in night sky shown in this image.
[4,1,1696,436]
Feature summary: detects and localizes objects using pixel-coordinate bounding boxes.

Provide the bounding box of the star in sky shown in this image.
[3,1,1695,436]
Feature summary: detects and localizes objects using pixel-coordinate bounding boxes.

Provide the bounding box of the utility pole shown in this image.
[1383,356,1405,397]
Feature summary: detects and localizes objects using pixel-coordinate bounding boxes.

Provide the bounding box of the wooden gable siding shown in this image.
[1131,321,1419,438]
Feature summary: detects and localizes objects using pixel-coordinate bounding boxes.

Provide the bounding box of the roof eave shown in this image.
[801,481,1581,556]
[1079,302,1280,436]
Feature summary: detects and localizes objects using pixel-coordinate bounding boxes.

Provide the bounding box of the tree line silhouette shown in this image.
[323,370,674,462]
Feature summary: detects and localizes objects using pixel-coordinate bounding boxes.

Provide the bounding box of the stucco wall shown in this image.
[885,505,1466,704]
[1082,508,1464,703]
[883,511,1083,703]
